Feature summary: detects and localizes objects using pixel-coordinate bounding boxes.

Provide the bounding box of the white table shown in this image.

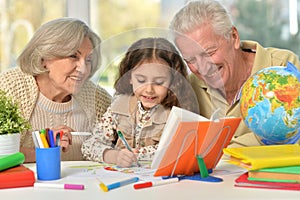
[0,160,299,200]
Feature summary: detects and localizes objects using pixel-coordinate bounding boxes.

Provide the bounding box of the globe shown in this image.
[240,62,300,145]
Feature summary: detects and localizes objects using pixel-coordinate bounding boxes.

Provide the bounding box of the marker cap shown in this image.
[133,182,152,189]
[64,184,84,190]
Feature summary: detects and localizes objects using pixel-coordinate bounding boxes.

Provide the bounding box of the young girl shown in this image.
[82,37,198,167]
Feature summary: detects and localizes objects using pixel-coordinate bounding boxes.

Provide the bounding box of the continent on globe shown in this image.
[240,62,300,145]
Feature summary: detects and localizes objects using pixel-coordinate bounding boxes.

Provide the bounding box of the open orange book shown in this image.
[151,106,241,177]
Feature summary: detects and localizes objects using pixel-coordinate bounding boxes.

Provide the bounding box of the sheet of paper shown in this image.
[64,162,161,183]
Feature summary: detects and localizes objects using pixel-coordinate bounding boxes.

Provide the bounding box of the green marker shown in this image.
[117,131,141,167]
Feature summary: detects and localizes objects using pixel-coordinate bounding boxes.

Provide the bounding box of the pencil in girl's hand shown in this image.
[117,131,132,151]
[117,131,141,167]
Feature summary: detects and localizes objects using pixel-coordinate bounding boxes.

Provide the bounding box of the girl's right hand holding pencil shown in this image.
[103,148,139,168]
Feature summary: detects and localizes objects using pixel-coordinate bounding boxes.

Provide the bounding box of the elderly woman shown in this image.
[0,18,111,162]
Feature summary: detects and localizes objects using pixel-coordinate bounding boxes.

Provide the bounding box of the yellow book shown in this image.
[223,144,300,170]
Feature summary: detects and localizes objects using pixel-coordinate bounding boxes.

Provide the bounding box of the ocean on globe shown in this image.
[240,62,300,145]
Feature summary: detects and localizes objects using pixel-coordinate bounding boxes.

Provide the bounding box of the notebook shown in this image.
[0,152,25,171]
[0,164,35,189]
[151,106,241,176]
[248,165,300,183]
[235,172,300,190]
[223,144,300,170]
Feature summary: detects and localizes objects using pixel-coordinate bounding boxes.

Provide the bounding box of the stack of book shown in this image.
[0,152,35,189]
[223,144,300,190]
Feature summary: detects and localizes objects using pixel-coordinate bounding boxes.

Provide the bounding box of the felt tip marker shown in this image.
[133,177,179,189]
[101,177,139,192]
[34,182,85,190]
[71,132,92,136]
[99,182,108,192]
[117,131,141,167]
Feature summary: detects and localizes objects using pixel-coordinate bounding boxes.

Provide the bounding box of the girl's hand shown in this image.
[51,125,74,152]
[116,149,138,168]
[104,149,138,168]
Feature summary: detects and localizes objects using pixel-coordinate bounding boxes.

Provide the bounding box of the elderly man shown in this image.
[170,0,300,147]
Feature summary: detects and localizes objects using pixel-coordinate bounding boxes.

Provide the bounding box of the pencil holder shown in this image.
[35,146,61,180]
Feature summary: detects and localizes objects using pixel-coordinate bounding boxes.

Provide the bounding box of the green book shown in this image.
[0,152,25,171]
[248,177,299,183]
[255,166,300,174]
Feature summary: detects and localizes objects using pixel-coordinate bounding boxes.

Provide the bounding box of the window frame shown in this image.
[66,0,90,25]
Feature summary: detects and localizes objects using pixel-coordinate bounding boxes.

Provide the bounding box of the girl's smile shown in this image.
[130,61,171,110]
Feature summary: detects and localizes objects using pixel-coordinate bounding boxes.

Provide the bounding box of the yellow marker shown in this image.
[40,132,49,148]
[99,182,108,192]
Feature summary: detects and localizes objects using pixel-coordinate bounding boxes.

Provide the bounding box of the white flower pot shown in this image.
[0,133,20,155]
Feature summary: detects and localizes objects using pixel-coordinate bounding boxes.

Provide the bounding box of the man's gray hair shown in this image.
[170,0,234,40]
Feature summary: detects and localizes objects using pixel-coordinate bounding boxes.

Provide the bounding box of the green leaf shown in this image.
[0,90,31,135]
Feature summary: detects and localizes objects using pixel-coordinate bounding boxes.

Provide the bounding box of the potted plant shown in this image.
[0,90,31,155]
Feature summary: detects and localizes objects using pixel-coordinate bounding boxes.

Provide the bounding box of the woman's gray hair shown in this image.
[169,0,234,40]
[17,17,101,77]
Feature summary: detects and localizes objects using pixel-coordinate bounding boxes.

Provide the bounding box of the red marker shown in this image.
[133,177,179,189]
[104,166,117,171]
[60,131,64,140]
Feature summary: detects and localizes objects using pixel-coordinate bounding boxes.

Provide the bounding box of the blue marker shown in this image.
[47,130,56,147]
[102,177,139,192]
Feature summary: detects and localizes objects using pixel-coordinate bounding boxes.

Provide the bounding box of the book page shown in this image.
[151,106,208,169]
[65,162,161,183]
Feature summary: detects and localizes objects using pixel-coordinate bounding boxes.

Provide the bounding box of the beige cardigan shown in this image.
[0,67,112,146]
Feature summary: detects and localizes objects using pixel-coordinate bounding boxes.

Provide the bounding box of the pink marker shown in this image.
[34,182,85,190]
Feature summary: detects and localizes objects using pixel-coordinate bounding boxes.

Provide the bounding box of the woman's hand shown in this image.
[51,125,74,152]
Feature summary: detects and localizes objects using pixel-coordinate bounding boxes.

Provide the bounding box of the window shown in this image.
[1,0,299,94]
[90,0,300,93]
[0,0,66,71]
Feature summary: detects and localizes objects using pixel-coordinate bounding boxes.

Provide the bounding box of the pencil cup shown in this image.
[35,147,61,180]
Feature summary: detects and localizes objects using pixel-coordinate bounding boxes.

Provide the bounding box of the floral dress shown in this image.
[82,98,169,163]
